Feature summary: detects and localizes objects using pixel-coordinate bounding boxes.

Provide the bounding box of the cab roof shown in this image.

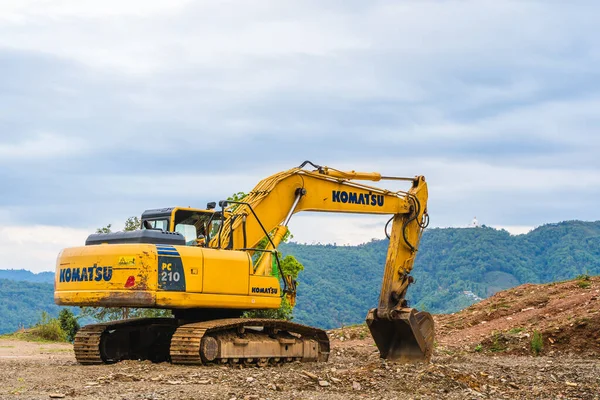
[141,207,216,220]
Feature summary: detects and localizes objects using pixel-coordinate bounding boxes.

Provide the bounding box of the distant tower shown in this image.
[471,217,479,227]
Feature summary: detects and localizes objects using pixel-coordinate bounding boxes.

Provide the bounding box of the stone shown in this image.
[302,371,318,381]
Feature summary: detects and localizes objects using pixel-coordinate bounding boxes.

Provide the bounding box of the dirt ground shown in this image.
[436,276,600,356]
[1,278,599,399]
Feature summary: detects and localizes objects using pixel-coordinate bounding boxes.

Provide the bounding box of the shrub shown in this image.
[490,331,506,352]
[575,273,591,288]
[29,312,67,342]
[575,274,590,281]
[58,309,80,342]
[531,330,543,356]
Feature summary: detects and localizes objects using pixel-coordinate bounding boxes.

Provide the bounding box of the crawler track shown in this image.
[170,318,330,365]
[74,324,105,364]
[73,318,179,365]
[74,318,330,366]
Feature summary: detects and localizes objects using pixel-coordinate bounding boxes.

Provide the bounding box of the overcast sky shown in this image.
[1,0,599,272]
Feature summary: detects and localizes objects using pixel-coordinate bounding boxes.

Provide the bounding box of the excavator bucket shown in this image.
[366,308,434,363]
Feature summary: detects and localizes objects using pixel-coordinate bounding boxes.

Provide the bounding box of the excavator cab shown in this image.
[141,207,223,247]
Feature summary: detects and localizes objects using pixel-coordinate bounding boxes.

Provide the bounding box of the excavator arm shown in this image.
[211,161,433,362]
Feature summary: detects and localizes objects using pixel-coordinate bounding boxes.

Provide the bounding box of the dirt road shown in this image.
[0,335,598,400]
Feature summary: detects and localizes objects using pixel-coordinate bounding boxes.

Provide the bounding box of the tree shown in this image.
[123,216,141,232]
[280,254,304,280]
[96,216,139,234]
[227,192,247,212]
[96,224,112,234]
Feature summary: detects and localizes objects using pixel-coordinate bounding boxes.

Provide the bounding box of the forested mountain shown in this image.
[282,220,600,328]
[1,220,599,332]
[0,269,54,283]
[0,279,61,334]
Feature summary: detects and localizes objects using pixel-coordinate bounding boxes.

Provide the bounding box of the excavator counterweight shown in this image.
[55,162,433,365]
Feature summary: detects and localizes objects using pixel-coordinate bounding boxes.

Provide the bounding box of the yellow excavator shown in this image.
[54,161,433,365]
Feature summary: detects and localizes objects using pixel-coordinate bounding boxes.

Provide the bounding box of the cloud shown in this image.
[1,1,599,271]
[0,225,91,273]
[289,214,390,246]
[0,132,89,160]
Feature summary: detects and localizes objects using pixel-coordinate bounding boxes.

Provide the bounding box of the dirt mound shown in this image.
[435,275,600,356]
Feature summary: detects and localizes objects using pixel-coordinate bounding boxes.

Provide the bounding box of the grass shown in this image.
[0,332,63,343]
[9,387,26,395]
[508,327,525,335]
[576,274,592,289]
[577,280,591,289]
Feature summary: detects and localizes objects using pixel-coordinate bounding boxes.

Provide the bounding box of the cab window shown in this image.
[175,223,199,245]
[172,209,217,246]
[144,219,168,231]
[207,219,222,240]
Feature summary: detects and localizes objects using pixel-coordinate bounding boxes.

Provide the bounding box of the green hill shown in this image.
[283,220,600,328]
[0,269,54,284]
[0,279,61,334]
[1,220,599,332]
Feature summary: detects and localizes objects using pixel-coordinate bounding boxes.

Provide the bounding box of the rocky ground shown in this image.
[1,277,599,399]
